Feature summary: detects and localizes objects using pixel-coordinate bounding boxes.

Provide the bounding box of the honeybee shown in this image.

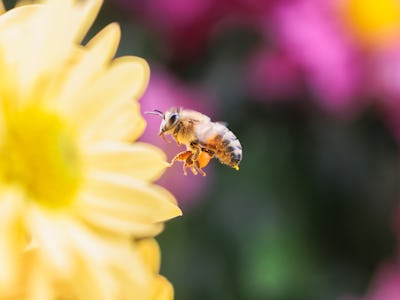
[146,107,242,176]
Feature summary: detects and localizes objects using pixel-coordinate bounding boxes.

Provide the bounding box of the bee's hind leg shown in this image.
[186,163,198,176]
[193,151,214,177]
[184,154,199,176]
[181,145,202,176]
[195,162,206,176]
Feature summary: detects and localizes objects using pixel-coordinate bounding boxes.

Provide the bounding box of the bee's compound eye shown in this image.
[168,113,179,126]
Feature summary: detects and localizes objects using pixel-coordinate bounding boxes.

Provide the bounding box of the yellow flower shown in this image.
[0,0,181,299]
[339,0,400,48]
[138,239,175,300]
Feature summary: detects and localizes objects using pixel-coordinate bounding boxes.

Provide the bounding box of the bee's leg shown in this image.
[176,143,201,176]
[195,161,206,176]
[170,150,198,175]
[187,164,198,176]
[193,151,213,176]
[170,148,209,176]
[170,151,192,167]
[182,163,189,176]
[183,154,199,176]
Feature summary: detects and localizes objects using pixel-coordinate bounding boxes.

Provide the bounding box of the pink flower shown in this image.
[139,68,214,207]
[118,0,215,31]
[270,0,365,114]
[367,44,400,141]
[245,47,303,102]
[363,263,400,300]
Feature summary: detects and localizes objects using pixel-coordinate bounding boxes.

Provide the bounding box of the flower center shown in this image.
[0,105,81,208]
[340,0,400,47]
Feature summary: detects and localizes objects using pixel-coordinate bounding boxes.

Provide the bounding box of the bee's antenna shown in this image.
[144,109,164,118]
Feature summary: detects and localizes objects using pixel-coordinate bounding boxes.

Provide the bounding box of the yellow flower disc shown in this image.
[0,105,81,208]
[340,0,400,47]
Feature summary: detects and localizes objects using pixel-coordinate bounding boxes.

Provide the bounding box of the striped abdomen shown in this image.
[196,122,242,169]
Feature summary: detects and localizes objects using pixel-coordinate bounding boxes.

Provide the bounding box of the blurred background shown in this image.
[44,0,400,299]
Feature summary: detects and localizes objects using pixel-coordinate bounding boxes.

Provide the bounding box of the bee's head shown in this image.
[145,107,181,135]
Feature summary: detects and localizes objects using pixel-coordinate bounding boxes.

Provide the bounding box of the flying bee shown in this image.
[145,107,242,176]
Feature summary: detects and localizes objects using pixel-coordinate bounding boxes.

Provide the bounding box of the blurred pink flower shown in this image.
[368,44,400,141]
[270,0,365,114]
[118,0,215,30]
[363,262,400,300]
[139,68,214,207]
[372,45,400,101]
[245,47,304,102]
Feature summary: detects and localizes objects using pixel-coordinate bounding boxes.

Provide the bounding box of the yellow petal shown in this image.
[85,22,120,62]
[82,99,146,143]
[82,171,182,223]
[137,239,175,300]
[63,57,149,142]
[83,142,168,182]
[54,23,121,107]
[0,4,39,42]
[77,195,165,238]
[151,276,174,300]
[0,0,102,98]
[0,189,23,295]
[137,239,161,273]
[14,2,76,97]
[26,0,102,68]
[26,255,55,300]
[27,208,74,276]
[0,5,40,82]
[65,224,120,300]
[65,0,103,44]
[66,224,150,300]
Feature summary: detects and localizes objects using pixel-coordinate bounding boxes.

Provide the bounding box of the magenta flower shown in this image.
[245,47,303,102]
[270,0,364,114]
[366,44,400,141]
[363,262,400,300]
